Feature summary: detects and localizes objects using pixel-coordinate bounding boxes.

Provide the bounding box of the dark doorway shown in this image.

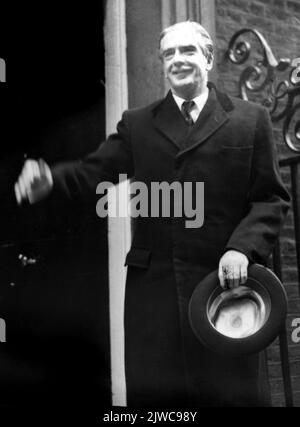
[0,2,110,419]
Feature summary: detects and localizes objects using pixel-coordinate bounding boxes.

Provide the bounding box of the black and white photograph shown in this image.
[0,0,300,422]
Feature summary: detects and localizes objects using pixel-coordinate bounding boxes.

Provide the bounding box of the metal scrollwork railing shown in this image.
[227,28,300,408]
[227,28,300,152]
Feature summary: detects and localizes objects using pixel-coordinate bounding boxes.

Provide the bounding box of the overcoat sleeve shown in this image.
[225,107,290,264]
[50,111,134,201]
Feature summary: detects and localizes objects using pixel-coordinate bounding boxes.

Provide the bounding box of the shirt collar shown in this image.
[172,89,209,114]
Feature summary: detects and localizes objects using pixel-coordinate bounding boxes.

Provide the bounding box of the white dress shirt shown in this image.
[172,89,209,123]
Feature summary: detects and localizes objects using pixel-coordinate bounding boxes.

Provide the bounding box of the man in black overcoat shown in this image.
[15,21,290,407]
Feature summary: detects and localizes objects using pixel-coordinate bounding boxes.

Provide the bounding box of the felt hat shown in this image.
[189,264,288,356]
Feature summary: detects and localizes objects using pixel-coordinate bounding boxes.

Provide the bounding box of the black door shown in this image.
[0,2,110,418]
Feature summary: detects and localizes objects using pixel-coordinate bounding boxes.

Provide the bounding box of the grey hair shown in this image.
[159,21,214,63]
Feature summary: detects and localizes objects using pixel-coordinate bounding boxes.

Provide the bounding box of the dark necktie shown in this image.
[181,100,195,126]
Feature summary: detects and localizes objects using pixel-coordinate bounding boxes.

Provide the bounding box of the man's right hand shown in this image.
[15,159,53,205]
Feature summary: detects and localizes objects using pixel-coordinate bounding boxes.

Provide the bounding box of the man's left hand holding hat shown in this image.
[218,250,249,289]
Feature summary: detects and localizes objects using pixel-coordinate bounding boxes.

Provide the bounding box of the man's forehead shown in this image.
[161,27,202,50]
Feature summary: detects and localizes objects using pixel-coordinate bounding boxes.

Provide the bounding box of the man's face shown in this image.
[160,27,213,99]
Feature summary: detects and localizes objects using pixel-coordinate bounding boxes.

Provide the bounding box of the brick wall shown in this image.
[215,0,300,407]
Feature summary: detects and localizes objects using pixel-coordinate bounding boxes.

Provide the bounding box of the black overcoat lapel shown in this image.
[152,91,192,150]
[152,86,231,157]
[177,87,229,157]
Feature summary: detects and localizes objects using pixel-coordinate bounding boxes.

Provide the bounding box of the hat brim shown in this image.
[188,264,288,356]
